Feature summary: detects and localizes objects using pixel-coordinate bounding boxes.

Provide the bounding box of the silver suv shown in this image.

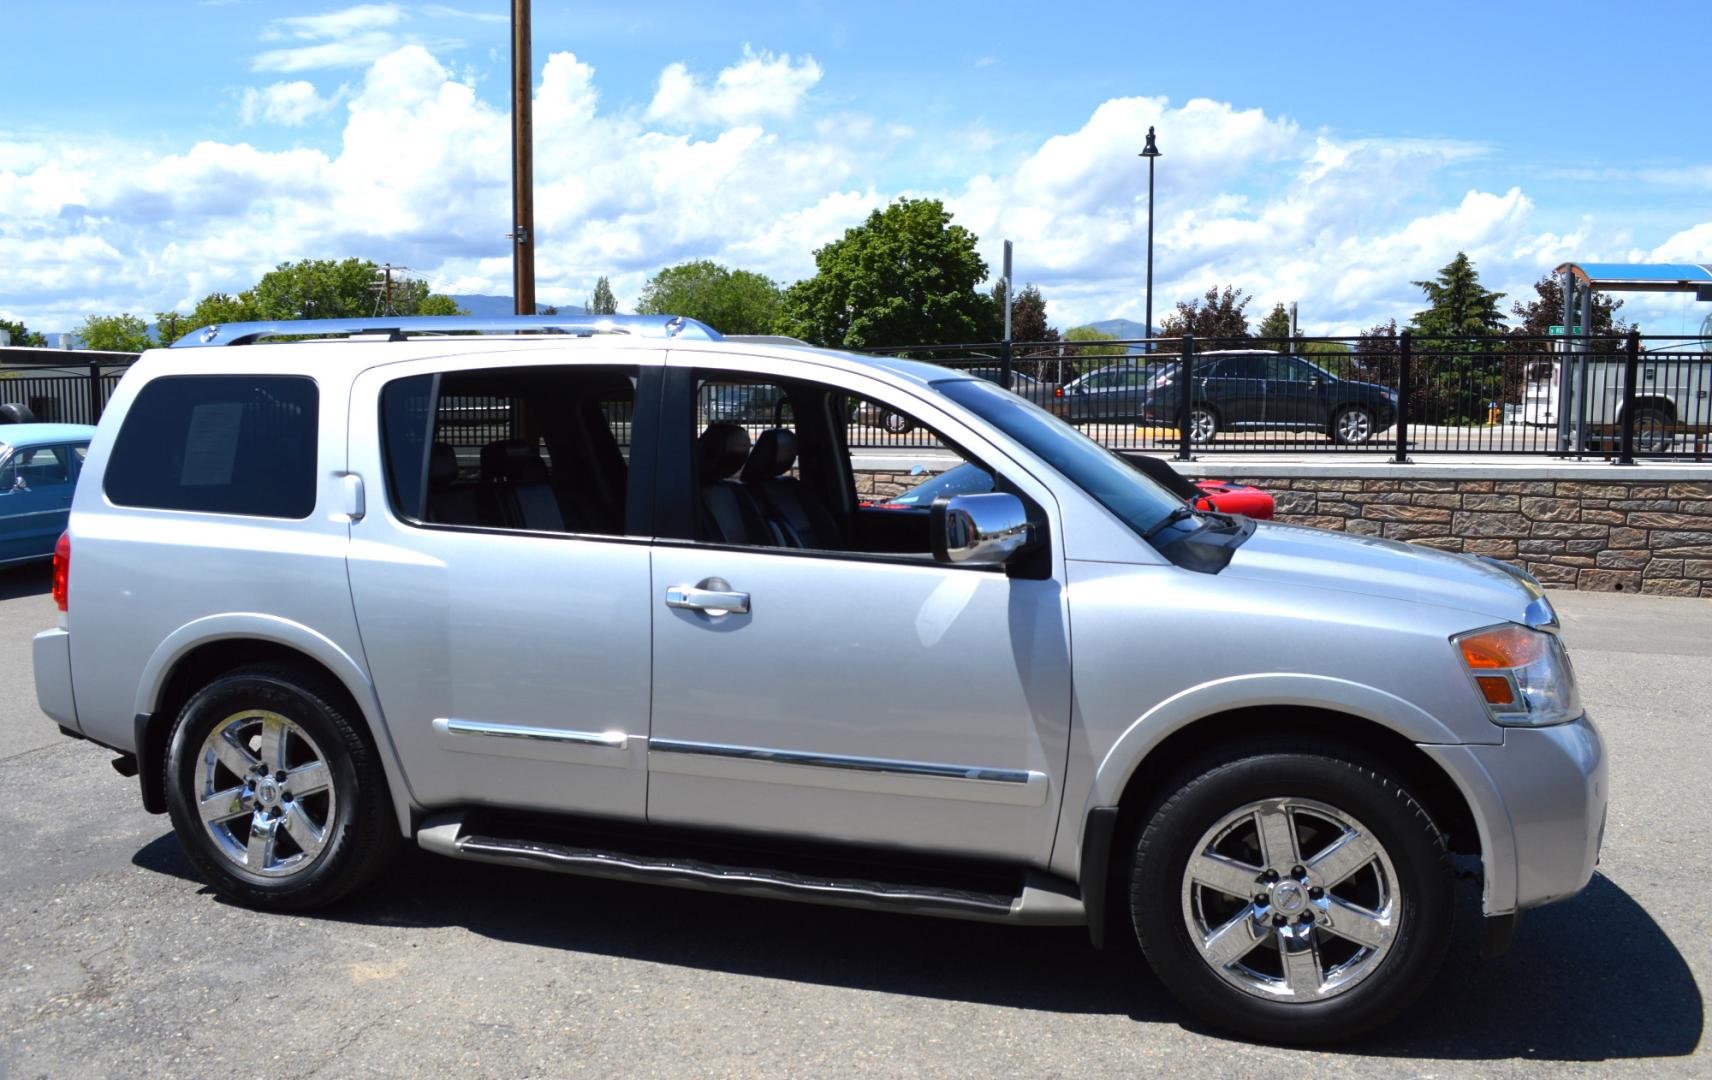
[34,315,1606,1044]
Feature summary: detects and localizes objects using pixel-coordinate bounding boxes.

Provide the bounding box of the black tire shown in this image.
[1331,405,1377,445]
[882,411,915,435]
[0,402,35,424]
[1631,406,1673,452]
[1128,742,1453,1045]
[164,662,398,910]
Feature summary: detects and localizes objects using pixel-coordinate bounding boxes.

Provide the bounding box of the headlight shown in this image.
[1453,624,1581,727]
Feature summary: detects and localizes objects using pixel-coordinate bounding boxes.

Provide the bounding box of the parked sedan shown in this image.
[0,423,94,565]
[1142,351,1398,445]
[1050,362,1166,422]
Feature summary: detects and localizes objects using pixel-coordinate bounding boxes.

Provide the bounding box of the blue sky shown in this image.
[3,0,1709,334]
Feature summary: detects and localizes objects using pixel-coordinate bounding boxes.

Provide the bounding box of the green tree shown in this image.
[1062,325,1124,367]
[1158,285,1253,345]
[587,276,618,316]
[636,260,783,335]
[1256,303,1291,350]
[414,294,466,316]
[189,292,259,327]
[152,311,200,346]
[77,313,153,353]
[1408,252,1506,338]
[0,318,47,347]
[1508,274,1630,339]
[1407,253,1508,424]
[241,258,459,319]
[778,198,996,348]
[989,282,1057,346]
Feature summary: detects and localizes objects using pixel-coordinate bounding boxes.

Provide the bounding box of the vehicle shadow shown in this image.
[0,563,52,600]
[131,835,1699,1060]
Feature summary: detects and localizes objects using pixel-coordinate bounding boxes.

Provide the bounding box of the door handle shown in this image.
[666,578,750,615]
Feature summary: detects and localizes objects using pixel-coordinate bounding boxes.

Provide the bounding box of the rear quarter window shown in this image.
[103,375,319,518]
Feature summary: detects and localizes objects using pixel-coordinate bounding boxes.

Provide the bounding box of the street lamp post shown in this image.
[1140,126,1161,351]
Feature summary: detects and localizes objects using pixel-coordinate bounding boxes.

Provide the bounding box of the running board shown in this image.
[416,813,1084,926]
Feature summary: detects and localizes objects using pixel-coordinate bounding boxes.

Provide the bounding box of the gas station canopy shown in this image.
[1555,262,1712,297]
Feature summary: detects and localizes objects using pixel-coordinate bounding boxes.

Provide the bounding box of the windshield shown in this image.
[936,377,1186,537]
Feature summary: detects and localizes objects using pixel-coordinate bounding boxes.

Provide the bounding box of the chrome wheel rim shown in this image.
[1190,409,1216,442]
[1337,409,1372,443]
[194,710,338,878]
[883,412,911,434]
[1181,797,1400,1003]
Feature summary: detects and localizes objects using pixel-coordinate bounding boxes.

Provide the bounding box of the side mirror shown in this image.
[9,476,25,493]
[931,493,1033,567]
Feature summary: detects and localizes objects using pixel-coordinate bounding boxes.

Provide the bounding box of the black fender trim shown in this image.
[1481,912,1519,958]
[1079,806,1121,949]
[134,712,167,814]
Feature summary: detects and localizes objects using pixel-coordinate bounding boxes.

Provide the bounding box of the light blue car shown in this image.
[0,423,95,565]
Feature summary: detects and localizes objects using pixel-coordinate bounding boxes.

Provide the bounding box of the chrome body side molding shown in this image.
[648,738,1050,807]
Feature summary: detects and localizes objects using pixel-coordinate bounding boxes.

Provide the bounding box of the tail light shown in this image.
[1054,386,1063,398]
[52,530,69,612]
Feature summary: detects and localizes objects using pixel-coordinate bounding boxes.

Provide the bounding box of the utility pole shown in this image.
[371,264,401,316]
[510,0,536,316]
[1000,240,1014,390]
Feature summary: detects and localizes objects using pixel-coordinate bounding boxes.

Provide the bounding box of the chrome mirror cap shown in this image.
[931,493,1033,567]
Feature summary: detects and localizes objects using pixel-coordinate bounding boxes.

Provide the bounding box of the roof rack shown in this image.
[169,314,723,348]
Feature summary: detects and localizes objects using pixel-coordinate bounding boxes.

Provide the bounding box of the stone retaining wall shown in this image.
[1234,476,1712,596]
[852,463,1712,597]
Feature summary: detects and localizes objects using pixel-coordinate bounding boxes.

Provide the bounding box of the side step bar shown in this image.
[416,813,1084,926]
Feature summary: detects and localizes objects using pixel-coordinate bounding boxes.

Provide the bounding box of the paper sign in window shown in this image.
[179,402,245,487]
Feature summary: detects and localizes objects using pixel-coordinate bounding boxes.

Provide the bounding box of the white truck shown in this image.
[1520,342,1711,451]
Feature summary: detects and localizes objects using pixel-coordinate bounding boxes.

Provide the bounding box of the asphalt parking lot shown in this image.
[0,566,1705,1078]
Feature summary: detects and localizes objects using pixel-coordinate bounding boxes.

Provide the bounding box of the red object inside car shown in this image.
[1192,480,1274,520]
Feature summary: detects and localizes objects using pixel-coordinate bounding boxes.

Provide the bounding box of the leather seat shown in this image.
[425,442,488,526]
[480,439,566,532]
[741,428,843,550]
[698,424,774,545]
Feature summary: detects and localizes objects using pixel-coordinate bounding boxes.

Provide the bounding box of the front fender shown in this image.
[1088,672,1462,807]
[136,613,418,833]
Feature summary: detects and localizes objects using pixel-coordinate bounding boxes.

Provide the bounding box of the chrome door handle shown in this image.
[665,579,750,615]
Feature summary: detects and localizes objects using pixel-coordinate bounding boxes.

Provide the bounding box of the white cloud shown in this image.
[1,43,1700,336]
[240,81,342,126]
[646,47,822,128]
[251,3,460,73]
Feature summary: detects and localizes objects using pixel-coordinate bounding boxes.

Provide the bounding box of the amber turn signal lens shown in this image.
[1458,625,1545,670]
[1475,675,1515,706]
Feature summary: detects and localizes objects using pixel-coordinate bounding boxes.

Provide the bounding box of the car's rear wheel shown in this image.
[164,662,397,910]
[1331,406,1376,445]
[882,411,916,435]
[1128,743,1453,1044]
[1632,406,1673,452]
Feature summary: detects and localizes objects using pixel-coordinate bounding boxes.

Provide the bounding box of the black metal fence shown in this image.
[854,333,1712,460]
[0,351,135,426]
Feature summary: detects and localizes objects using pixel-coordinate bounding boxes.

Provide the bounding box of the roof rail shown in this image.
[168,314,723,348]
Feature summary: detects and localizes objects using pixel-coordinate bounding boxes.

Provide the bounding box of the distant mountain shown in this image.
[1077,318,1150,340]
[449,294,586,317]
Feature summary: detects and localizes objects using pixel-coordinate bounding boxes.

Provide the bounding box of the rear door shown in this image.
[344,353,658,819]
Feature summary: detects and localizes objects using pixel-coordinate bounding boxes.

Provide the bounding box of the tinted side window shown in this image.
[379,365,638,536]
[105,376,319,518]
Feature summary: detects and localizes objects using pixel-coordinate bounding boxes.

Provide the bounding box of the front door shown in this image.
[646,362,1073,864]
[344,356,656,819]
[0,444,78,561]
[1265,355,1332,431]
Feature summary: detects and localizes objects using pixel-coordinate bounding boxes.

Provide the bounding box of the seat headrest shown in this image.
[481,439,549,484]
[429,443,458,489]
[698,423,751,481]
[741,428,799,483]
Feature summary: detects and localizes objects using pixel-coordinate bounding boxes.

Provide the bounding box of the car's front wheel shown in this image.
[1128,742,1453,1044]
[164,662,397,910]
[1188,406,1219,443]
